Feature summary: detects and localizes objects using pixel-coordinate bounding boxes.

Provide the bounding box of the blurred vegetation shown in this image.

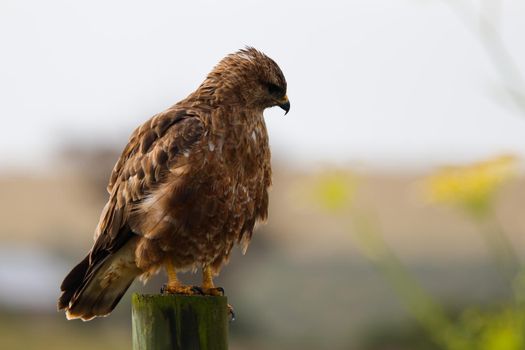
[0,312,130,350]
[311,1,525,345]
[441,0,525,116]
[425,155,517,218]
[426,155,521,283]
[312,155,524,350]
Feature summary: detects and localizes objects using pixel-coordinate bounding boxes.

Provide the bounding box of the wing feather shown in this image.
[59,108,206,316]
[92,108,205,256]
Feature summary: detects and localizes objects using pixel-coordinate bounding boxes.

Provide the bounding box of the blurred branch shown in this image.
[442,0,525,116]
[349,210,525,350]
[310,166,525,348]
[423,154,521,290]
[348,211,469,350]
[480,0,502,28]
[475,214,521,285]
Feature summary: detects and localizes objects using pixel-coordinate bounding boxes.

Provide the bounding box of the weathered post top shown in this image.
[132,294,229,350]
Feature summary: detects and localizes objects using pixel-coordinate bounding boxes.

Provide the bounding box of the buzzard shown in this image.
[58,47,289,321]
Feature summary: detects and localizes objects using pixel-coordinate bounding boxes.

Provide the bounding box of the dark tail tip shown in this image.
[58,254,90,310]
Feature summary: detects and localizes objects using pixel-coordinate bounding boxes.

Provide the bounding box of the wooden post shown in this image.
[132,294,229,350]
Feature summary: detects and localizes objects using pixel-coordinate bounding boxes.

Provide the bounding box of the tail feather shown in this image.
[58,238,141,321]
[58,254,90,310]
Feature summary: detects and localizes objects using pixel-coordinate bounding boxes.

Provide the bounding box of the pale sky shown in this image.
[1,0,525,171]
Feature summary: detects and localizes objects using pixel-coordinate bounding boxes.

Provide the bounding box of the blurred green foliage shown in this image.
[311,156,525,350]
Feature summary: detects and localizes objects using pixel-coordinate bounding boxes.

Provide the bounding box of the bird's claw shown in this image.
[191,286,204,295]
[196,286,225,296]
[227,304,235,322]
[211,287,225,296]
[161,284,225,297]
[161,283,200,295]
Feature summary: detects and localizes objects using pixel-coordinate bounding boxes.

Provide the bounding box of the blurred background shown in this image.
[1,0,525,349]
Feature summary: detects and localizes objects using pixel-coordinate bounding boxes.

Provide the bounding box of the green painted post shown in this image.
[132,294,229,350]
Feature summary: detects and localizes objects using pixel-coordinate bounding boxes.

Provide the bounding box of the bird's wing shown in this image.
[91,107,206,259]
[58,107,206,318]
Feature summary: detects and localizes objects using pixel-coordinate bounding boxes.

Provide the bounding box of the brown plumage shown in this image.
[58,47,289,321]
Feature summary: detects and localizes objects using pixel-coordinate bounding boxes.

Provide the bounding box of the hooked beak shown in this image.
[278,95,290,115]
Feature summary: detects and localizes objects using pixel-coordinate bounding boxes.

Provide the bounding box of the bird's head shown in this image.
[202,47,290,115]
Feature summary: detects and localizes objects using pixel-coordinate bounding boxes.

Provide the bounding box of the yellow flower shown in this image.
[460,307,525,350]
[293,170,357,213]
[425,155,518,217]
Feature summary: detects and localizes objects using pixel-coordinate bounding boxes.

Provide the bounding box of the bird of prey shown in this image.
[58,47,289,321]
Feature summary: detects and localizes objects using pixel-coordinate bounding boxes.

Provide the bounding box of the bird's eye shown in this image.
[266,82,284,97]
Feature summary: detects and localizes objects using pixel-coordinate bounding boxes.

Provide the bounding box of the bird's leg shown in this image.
[196,266,224,296]
[199,266,235,321]
[161,259,199,295]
